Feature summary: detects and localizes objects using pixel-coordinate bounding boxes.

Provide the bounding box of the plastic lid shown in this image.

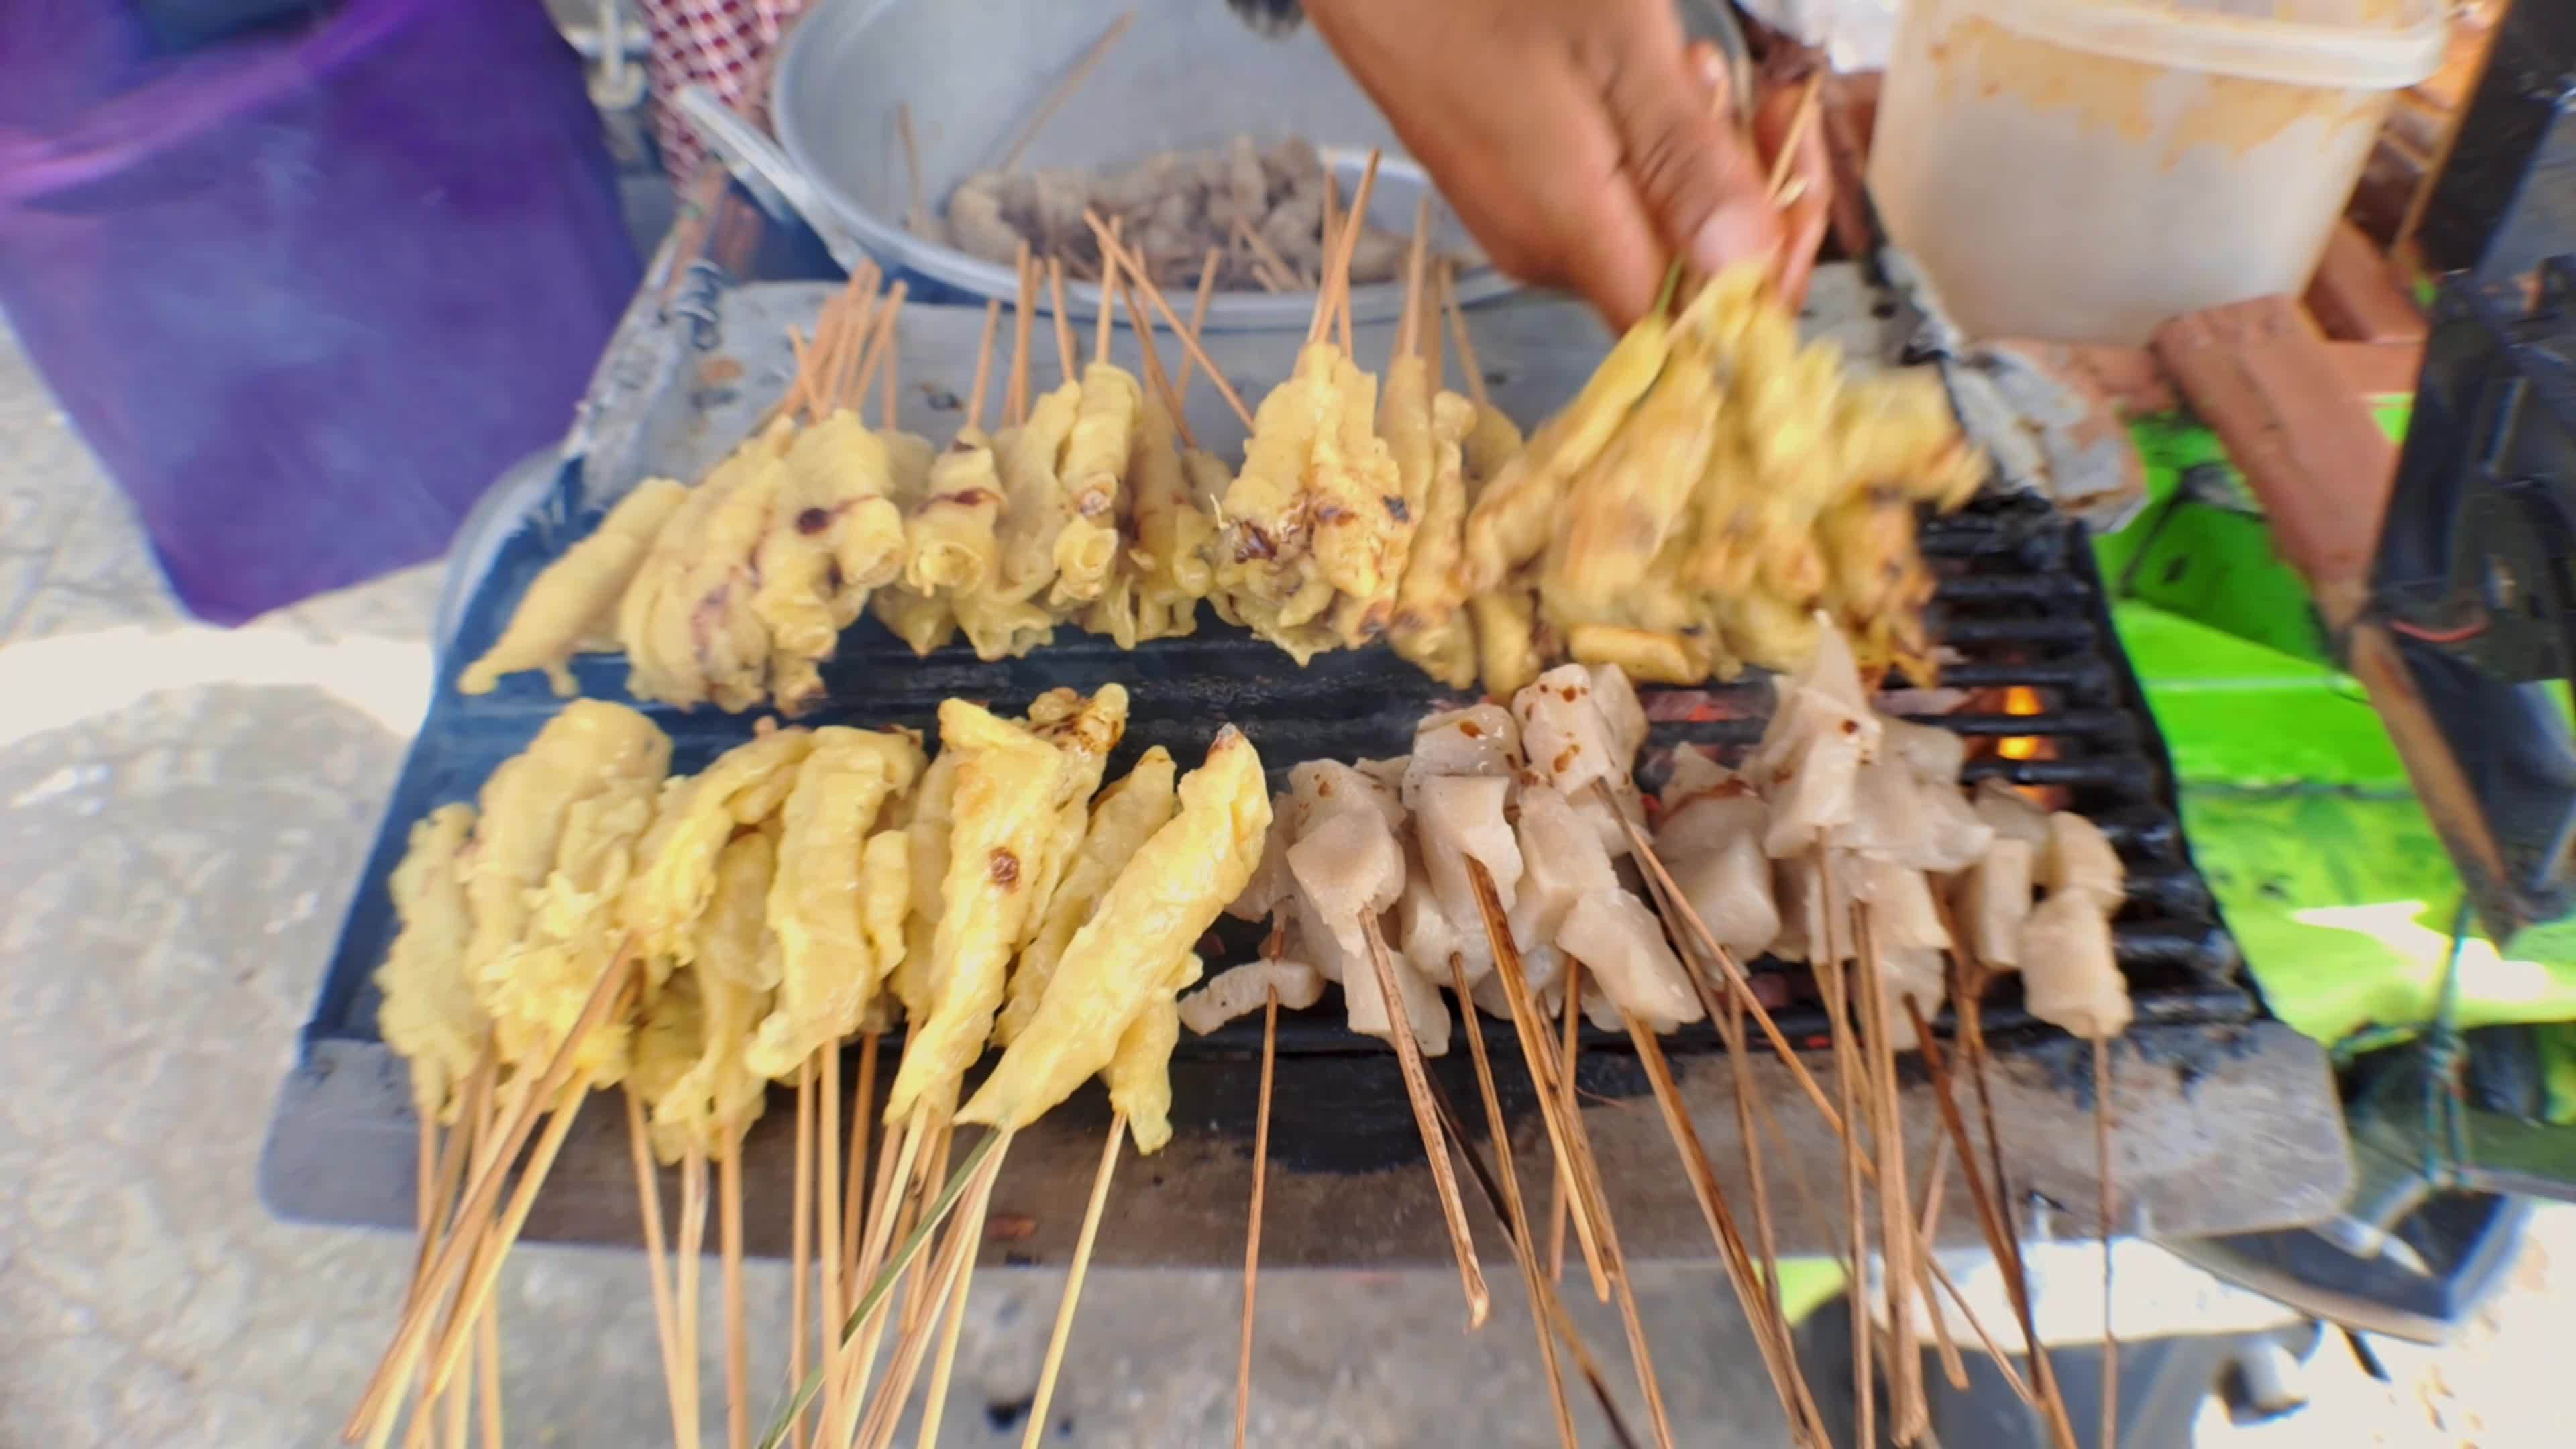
[1952,0,2451,91]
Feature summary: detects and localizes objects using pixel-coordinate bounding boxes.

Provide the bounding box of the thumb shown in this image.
[1599,40,1780,280]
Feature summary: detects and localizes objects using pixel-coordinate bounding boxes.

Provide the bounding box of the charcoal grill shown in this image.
[260,265,2349,1267]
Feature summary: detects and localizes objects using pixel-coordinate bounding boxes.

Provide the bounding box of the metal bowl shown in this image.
[770,0,1517,330]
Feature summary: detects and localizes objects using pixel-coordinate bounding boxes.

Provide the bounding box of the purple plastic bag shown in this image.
[0,0,641,624]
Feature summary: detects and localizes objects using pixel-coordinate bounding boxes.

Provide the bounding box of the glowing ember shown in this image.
[1998,686,2043,761]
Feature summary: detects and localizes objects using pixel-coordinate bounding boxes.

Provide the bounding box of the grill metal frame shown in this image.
[260,270,2346,1265]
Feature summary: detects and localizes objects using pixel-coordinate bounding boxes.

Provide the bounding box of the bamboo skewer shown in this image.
[1852,911,1924,1443]
[1767,73,1825,202]
[912,1144,1005,1449]
[1806,873,1874,1449]
[1118,266,1199,451]
[1461,859,1613,1307]
[474,1300,502,1449]
[1424,1079,1642,1449]
[819,1112,926,1444]
[721,1140,751,1449]
[1463,859,1676,1449]
[1008,246,1036,427]
[1904,996,2080,1449]
[1445,955,1579,1449]
[1438,264,1492,411]
[816,1043,845,1449]
[1548,955,1600,1297]
[994,10,1138,173]
[625,1087,694,1446]
[965,301,1004,433]
[1049,260,1078,383]
[841,1031,880,1297]
[349,957,637,1438]
[1234,987,1279,1449]
[1021,1115,1128,1449]
[854,1130,1014,1449]
[1608,804,1854,1144]
[905,1119,959,1336]
[676,1148,710,1449]
[1232,218,1297,293]
[1620,1008,1827,1448]
[1095,221,1120,368]
[1172,250,1222,405]
[788,1060,815,1449]
[2096,1035,2119,1449]
[1085,219,1255,429]
[1356,912,1491,1329]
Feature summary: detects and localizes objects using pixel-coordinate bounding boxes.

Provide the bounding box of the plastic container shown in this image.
[0,0,639,624]
[1868,0,2449,345]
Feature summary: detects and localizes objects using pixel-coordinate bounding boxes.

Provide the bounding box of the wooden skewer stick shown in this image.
[624,1087,694,1446]
[1462,859,1677,1449]
[788,1060,815,1449]
[2096,1034,2119,1449]
[1356,912,1491,1329]
[994,10,1138,172]
[816,1042,845,1449]
[848,284,907,428]
[894,101,929,237]
[1171,250,1222,406]
[1234,987,1279,1449]
[1008,246,1036,427]
[1319,176,1339,315]
[1118,268,1199,453]
[1426,1075,1643,1449]
[840,1031,881,1297]
[1446,955,1579,1449]
[1767,73,1825,202]
[1085,217,1256,430]
[676,1148,710,1449]
[1620,1007,1827,1448]
[964,299,1004,434]
[1309,153,1382,350]
[1904,996,2080,1449]
[1547,955,1599,1298]
[1438,264,1492,411]
[1462,859,1613,1303]
[1806,877,1873,1449]
[850,1130,1014,1449]
[1621,849,1809,1408]
[1851,909,1925,1444]
[818,1112,926,1444]
[912,1136,1009,1449]
[474,1297,502,1449]
[348,959,636,1437]
[381,1079,598,1449]
[1094,219,1120,368]
[905,1118,959,1337]
[1049,259,1078,384]
[1395,197,1432,368]
[722,1135,752,1449]
[1020,1115,1128,1449]
[1231,217,1294,293]
[1609,806,1855,1145]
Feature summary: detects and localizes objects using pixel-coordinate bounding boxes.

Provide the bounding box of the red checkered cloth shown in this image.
[635,0,806,183]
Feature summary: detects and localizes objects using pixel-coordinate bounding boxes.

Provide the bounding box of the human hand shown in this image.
[1303,0,1802,327]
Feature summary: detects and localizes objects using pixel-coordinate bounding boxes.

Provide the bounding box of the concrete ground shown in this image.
[3,310,2570,1448]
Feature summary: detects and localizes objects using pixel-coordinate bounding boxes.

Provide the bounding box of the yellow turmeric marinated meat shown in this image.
[492,743,669,1084]
[375,804,483,1122]
[1388,391,1481,689]
[1470,587,1546,696]
[649,829,778,1162]
[993,381,1082,602]
[1102,954,1200,1155]
[1016,687,1133,949]
[754,410,906,712]
[1220,343,1339,590]
[617,447,760,707]
[873,584,960,656]
[1309,354,1405,617]
[995,747,1177,1046]
[461,700,671,1021]
[906,432,1004,596]
[958,725,1270,1136]
[743,727,926,1079]
[1061,362,1141,527]
[889,747,960,1025]
[463,478,688,696]
[879,696,1080,1126]
[1547,329,1721,617]
[617,726,814,967]
[1462,309,1670,590]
